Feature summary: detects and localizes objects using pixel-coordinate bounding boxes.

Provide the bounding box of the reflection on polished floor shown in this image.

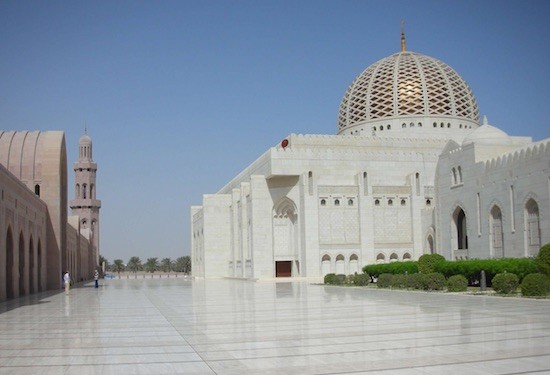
[0,278,549,374]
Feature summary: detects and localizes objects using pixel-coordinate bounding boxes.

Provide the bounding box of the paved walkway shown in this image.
[0,278,549,374]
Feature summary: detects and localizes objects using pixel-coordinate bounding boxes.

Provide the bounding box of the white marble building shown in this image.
[191,36,549,279]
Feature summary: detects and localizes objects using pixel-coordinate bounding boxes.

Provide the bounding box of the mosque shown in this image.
[191,32,550,279]
[0,130,100,301]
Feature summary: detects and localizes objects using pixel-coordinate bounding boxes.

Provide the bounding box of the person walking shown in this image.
[94,269,99,288]
[63,271,71,295]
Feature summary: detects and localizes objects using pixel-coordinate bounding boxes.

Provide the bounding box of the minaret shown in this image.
[69,129,101,267]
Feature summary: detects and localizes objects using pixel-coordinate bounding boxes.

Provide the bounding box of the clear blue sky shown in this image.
[1,0,549,263]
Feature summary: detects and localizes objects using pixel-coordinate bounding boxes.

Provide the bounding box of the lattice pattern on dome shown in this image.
[338,51,480,130]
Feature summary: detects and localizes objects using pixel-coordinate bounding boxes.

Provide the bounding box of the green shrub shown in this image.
[377,273,393,288]
[390,274,408,289]
[447,274,468,292]
[421,272,446,290]
[535,243,550,276]
[363,261,418,278]
[324,273,336,285]
[352,273,371,286]
[406,273,423,289]
[521,273,550,297]
[334,274,346,285]
[418,254,446,274]
[435,258,537,285]
[491,272,519,294]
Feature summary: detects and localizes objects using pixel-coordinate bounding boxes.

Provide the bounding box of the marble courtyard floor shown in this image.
[1,278,550,374]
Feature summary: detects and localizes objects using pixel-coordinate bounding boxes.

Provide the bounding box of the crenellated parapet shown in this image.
[483,139,550,172]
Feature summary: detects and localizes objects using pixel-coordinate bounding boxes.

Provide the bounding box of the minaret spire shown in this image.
[400,20,406,52]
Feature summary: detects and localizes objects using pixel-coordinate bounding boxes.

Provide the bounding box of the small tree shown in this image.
[161,258,173,273]
[535,243,550,277]
[127,256,142,273]
[112,259,125,276]
[174,256,191,274]
[418,254,446,274]
[145,258,159,273]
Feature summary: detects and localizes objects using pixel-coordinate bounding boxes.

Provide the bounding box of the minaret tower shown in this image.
[70,129,101,266]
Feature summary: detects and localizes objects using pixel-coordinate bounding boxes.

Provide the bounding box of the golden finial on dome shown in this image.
[401,19,406,52]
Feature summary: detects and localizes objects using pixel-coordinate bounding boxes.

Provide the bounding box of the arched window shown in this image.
[490,206,504,258]
[334,199,340,206]
[525,199,541,256]
[401,199,406,206]
[76,184,80,199]
[457,166,463,183]
[321,255,331,275]
[376,253,385,263]
[452,168,457,184]
[418,122,422,127]
[433,122,437,128]
[320,199,326,206]
[335,254,345,274]
[453,207,468,253]
[90,184,95,199]
[374,199,380,206]
[403,252,412,261]
[402,123,406,128]
[387,125,391,130]
[388,199,393,206]
[82,183,87,199]
[379,126,383,131]
[34,184,40,196]
[19,232,25,296]
[390,253,398,262]
[6,227,14,299]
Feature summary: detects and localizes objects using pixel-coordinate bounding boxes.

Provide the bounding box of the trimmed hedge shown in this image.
[535,243,550,277]
[421,272,446,290]
[324,273,346,285]
[447,274,468,292]
[377,273,393,288]
[363,261,418,278]
[435,258,537,285]
[418,254,446,274]
[521,273,550,297]
[352,273,371,286]
[491,272,519,294]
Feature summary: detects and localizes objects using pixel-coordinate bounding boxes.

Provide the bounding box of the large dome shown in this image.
[337,51,480,136]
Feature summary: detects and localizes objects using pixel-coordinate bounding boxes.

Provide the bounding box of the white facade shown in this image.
[191,44,549,279]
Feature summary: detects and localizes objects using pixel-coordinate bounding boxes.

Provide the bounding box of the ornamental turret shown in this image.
[69,129,101,267]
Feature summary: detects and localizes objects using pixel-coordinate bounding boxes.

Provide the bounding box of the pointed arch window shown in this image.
[525,199,541,256]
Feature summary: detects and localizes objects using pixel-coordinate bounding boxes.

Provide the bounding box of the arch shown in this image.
[403,252,412,261]
[321,254,331,276]
[335,254,345,274]
[452,168,457,184]
[29,236,34,294]
[452,206,468,257]
[489,205,504,258]
[18,231,25,296]
[76,184,80,199]
[37,239,42,292]
[90,184,95,199]
[427,234,434,254]
[273,197,299,277]
[525,198,541,256]
[34,184,40,196]
[376,253,385,263]
[390,253,398,262]
[349,254,359,274]
[82,183,87,199]
[457,166,463,183]
[5,226,14,299]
